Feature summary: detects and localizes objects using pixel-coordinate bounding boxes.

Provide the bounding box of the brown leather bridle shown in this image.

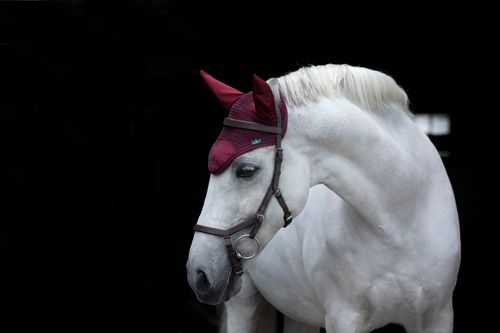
[193,97,293,277]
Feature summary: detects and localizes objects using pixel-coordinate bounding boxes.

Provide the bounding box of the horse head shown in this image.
[186,71,310,304]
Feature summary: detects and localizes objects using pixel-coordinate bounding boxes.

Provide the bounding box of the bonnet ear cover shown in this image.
[200,70,244,111]
[201,71,288,174]
[252,74,276,123]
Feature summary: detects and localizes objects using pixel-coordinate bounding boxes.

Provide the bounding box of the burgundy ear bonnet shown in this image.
[200,70,288,174]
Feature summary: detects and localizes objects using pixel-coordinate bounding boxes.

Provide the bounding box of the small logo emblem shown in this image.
[251,138,262,145]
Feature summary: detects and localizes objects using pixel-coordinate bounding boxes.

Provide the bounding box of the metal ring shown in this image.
[234,234,261,260]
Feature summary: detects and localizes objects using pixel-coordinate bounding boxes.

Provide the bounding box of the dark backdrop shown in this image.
[0,1,496,332]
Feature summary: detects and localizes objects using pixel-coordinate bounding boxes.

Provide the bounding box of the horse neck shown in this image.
[288,97,443,231]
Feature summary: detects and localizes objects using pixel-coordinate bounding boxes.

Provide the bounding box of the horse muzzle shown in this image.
[187,260,242,305]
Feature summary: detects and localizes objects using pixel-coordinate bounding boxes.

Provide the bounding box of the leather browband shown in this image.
[223,118,282,134]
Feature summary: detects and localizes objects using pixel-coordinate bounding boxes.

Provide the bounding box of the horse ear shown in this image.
[200,70,244,111]
[252,74,276,122]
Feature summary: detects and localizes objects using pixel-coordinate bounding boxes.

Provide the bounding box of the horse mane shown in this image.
[268,64,411,115]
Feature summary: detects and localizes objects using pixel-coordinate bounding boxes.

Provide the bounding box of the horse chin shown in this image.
[195,272,242,305]
[223,274,242,302]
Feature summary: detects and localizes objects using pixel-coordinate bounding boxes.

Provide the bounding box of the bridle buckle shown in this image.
[276,147,283,155]
[256,213,264,222]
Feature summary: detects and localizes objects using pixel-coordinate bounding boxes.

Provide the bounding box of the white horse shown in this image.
[187,64,461,333]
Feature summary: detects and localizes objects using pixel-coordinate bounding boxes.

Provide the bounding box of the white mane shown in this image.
[268,64,411,115]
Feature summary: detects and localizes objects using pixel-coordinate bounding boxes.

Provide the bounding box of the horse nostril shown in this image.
[196,269,211,293]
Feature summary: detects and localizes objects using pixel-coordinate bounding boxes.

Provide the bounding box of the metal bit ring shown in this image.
[234,234,261,260]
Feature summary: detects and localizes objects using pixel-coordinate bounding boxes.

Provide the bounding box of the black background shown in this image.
[0,1,496,332]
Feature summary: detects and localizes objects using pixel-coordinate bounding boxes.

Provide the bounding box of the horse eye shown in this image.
[237,165,258,178]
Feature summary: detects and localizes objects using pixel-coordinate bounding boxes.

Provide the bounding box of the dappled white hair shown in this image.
[268,64,411,115]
